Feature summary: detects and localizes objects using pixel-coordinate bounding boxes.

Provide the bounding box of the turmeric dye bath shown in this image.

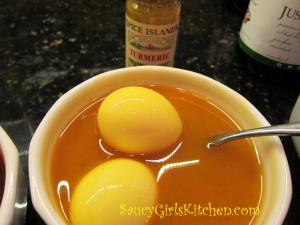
[50,85,262,225]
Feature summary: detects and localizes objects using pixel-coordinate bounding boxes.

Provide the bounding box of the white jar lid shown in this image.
[290,95,300,159]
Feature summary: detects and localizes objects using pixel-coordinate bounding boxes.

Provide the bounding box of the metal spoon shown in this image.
[209,122,300,147]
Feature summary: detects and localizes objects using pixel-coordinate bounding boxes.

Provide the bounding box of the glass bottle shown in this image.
[237,0,300,85]
[125,0,181,67]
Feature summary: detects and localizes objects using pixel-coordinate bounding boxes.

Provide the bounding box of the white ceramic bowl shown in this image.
[29,66,292,225]
[0,126,27,225]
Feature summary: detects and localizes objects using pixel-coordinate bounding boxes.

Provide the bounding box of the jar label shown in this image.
[125,14,179,67]
[239,0,300,71]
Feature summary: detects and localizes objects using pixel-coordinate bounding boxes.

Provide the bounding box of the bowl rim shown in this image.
[0,126,20,225]
[29,66,292,225]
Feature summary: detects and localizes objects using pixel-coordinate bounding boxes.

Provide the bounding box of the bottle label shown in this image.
[125,14,179,67]
[239,0,300,71]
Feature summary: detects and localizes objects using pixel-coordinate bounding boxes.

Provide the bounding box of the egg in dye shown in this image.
[69,158,158,225]
[97,86,182,155]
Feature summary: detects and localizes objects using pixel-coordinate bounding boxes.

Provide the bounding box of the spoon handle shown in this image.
[210,122,300,147]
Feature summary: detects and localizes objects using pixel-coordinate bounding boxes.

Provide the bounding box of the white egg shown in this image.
[97,86,182,155]
[70,158,158,225]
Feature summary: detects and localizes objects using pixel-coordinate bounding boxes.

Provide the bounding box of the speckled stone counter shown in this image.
[0,0,299,224]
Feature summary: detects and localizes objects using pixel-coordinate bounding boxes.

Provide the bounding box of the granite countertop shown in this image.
[0,0,299,224]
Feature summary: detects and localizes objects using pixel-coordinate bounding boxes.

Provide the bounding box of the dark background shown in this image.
[0,0,299,224]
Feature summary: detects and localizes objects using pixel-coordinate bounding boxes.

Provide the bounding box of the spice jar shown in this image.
[125,0,181,67]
